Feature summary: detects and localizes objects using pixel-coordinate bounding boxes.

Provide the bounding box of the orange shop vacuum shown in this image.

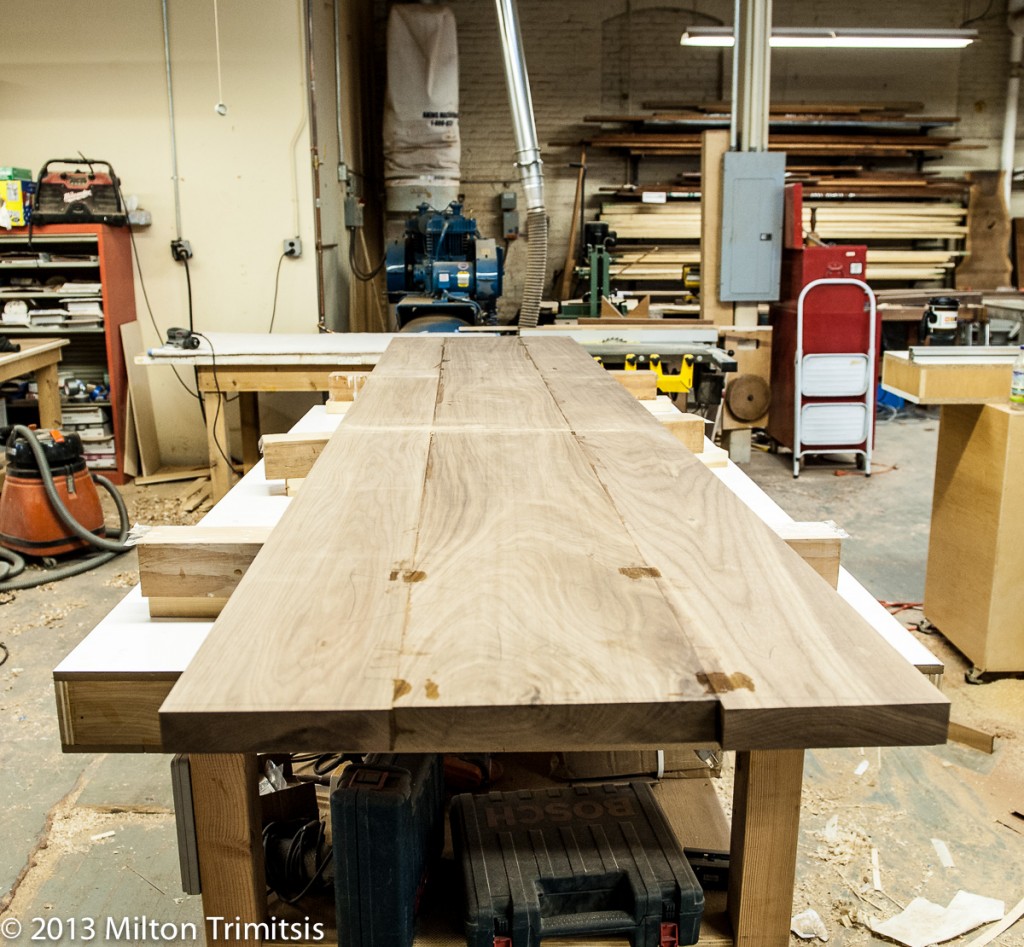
[0,425,130,591]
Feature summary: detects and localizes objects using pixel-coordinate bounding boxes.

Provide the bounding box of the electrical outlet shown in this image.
[344,194,364,228]
[284,237,302,258]
[170,239,193,261]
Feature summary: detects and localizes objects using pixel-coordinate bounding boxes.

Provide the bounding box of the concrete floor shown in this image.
[1,409,1022,945]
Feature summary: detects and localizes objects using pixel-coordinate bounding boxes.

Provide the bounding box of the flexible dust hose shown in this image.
[0,426,131,591]
[521,209,547,328]
[494,0,546,329]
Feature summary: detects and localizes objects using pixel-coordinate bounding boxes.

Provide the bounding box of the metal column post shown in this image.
[733,0,772,154]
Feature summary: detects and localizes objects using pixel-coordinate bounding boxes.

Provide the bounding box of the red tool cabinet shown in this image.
[767,245,880,477]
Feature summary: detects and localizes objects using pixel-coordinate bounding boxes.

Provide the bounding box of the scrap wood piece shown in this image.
[260,431,333,480]
[964,895,1024,945]
[946,720,996,754]
[609,369,657,400]
[137,525,271,610]
[327,370,370,402]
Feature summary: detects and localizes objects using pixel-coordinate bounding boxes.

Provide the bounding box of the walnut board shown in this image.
[159,337,947,754]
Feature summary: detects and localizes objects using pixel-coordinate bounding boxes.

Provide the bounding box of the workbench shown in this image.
[140,332,395,500]
[882,348,1024,677]
[61,337,945,947]
[0,336,68,429]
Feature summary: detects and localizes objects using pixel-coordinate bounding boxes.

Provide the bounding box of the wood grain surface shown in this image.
[160,337,948,753]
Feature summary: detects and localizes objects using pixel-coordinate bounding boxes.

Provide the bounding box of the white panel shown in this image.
[799,403,868,446]
[801,353,869,396]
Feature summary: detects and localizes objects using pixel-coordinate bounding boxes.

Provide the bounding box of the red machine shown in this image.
[767,233,880,477]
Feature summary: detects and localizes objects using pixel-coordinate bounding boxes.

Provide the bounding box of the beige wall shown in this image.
[3,0,319,464]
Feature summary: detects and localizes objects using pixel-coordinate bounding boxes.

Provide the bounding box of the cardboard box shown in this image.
[1,179,34,226]
[0,167,32,181]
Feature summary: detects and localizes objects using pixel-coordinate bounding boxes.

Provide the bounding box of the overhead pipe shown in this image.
[494,0,546,328]
[1002,0,1024,209]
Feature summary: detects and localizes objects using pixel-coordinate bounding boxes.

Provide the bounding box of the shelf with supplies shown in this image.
[0,224,137,483]
[0,325,106,335]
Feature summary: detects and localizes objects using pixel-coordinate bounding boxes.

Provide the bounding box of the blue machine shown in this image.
[385,202,503,329]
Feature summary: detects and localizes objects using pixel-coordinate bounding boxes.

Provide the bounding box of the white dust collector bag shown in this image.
[383,5,461,185]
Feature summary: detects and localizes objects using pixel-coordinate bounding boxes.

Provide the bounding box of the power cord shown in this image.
[262,818,333,905]
[348,228,386,282]
[190,332,239,481]
[268,251,286,333]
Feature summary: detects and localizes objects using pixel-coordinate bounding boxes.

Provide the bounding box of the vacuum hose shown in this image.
[0,425,131,591]
[494,0,547,329]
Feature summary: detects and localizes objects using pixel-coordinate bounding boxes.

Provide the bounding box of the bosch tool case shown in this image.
[451,782,704,947]
[329,753,445,947]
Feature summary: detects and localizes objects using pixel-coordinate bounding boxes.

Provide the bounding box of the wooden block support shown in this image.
[190,754,266,946]
[664,412,706,452]
[327,370,371,402]
[260,431,333,480]
[138,526,271,618]
[729,749,805,946]
[640,397,706,451]
[695,437,730,468]
[609,369,658,400]
[774,521,844,589]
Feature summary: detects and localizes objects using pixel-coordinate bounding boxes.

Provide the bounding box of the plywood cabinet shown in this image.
[924,404,1024,673]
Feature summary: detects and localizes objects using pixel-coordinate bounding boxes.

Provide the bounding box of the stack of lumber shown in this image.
[603,169,968,202]
[581,102,977,160]
[600,202,964,283]
[803,201,966,241]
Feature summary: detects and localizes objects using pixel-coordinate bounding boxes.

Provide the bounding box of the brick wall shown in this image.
[374,0,1016,313]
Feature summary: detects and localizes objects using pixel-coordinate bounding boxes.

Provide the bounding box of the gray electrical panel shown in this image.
[719,151,785,301]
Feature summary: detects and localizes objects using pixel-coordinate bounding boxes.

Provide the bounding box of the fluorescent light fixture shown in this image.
[679,26,977,49]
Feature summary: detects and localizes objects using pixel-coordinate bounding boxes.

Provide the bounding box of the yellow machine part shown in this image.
[624,353,694,394]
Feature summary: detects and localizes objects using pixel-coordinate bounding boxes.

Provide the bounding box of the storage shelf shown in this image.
[0,234,97,245]
[0,292,101,300]
[0,260,98,269]
[0,223,137,485]
[0,326,106,335]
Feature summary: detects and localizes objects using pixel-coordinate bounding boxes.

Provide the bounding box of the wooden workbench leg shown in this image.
[35,362,62,430]
[728,749,805,946]
[239,392,261,473]
[191,753,265,947]
[204,391,233,502]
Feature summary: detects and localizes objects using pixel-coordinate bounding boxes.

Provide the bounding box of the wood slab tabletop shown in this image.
[159,336,948,753]
[0,335,68,369]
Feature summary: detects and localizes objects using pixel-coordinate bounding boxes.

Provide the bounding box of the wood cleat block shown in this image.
[137,526,271,618]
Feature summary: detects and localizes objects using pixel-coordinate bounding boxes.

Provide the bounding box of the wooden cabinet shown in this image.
[925,404,1024,674]
[0,223,136,483]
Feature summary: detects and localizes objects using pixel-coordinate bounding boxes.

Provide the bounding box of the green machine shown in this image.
[560,222,622,319]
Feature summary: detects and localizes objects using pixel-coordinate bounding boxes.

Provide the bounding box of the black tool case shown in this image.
[451,782,704,947]
[330,753,445,947]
